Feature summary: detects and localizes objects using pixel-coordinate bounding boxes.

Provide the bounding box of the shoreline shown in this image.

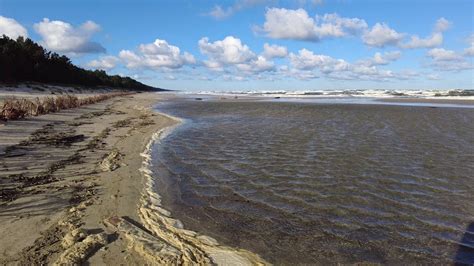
[136,111,267,264]
[0,90,266,264]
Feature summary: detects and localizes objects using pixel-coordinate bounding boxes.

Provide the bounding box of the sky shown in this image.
[0,0,473,91]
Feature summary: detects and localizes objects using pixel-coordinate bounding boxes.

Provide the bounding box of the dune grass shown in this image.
[0,92,131,121]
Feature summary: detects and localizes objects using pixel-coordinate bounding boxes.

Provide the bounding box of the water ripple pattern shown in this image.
[152,100,474,264]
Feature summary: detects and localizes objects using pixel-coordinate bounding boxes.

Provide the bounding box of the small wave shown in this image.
[178,89,474,99]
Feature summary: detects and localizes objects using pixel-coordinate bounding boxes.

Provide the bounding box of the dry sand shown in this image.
[0,89,266,265]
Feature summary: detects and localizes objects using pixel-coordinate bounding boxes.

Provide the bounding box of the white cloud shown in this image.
[34,18,105,54]
[199,36,255,65]
[401,33,443,49]
[118,50,141,68]
[287,48,412,81]
[464,47,474,56]
[278,65,319,80]
[315,13,368,38]
[236,55,275,73]
[208,6,233,20]
[198,36,279,77]
[0,16,28,39]
[207,0,268,20]
[464,34,474,56]
[289,48,349,71]
[362,23,404,48]
[258,8,450,51]
[427,73,441,80]
[202,60,225,71]
[434,17,451,32]
[426,48,473,72]
[87,56,119,70]
[119,38,195,70]
[359,51,402,67]
[400,18,450,49]
[257,8,367,41]
[262,43,288,58]
[427,48,462,61]
[259,8,317,40]
[428,61,473,72]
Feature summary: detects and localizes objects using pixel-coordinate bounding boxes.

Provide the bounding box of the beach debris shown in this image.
[54,233,108,265]
[104,216,183,264]
[100,149,122,171]
[61,228,88,248]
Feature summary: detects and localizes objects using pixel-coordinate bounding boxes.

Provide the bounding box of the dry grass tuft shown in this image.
[1,92,131,121]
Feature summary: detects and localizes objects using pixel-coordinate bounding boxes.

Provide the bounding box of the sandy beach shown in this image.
[0,89,266,265]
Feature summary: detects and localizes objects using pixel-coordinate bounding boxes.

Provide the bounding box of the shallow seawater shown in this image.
[152,98,474,264]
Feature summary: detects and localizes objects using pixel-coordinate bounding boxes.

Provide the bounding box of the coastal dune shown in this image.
[0,90,266,265]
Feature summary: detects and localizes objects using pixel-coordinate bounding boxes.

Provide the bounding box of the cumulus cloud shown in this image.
[426,48,473,71]
[401,33,443,49]
[258,8,317,40]
[257,7,452,51]
[262,43,288,58]
[362,23,404,48]
[289,49,349,71]
[119,38,195,70]
[198,36,279,76]
[208,6,232,20]
[34,18,105,54]
[199,36,255,67]
[400,18,450,49]
[358,51,402,67]
[87,56,119,70]
[236,55,275,73]
[464,34,474,56]
[207,0,268,20]
[427,48,462,61]
[0,16,28,39]
[287,48,412,81]
[257,8,367,41]
[284,68,320,80]
[434,17,451,32]
[316,13,368,38]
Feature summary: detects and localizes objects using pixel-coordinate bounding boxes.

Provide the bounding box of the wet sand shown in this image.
[0,89,266,264]
[377,97,474,105]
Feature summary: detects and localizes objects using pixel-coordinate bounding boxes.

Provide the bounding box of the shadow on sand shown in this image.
[454,222,474,265]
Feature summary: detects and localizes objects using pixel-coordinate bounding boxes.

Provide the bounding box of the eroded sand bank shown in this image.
[0,90,266,265]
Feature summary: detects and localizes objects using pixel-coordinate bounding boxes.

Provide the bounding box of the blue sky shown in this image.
[1,0,473,91]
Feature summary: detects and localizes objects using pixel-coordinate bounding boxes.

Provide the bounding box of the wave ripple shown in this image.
[153,100,474,264]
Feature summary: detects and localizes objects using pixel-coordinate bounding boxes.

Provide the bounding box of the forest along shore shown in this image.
[0,92,176,264]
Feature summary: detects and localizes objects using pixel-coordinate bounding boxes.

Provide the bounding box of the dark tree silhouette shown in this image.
[0,35,162,91]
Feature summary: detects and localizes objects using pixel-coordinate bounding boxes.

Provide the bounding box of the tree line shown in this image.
[0,35,161,91]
